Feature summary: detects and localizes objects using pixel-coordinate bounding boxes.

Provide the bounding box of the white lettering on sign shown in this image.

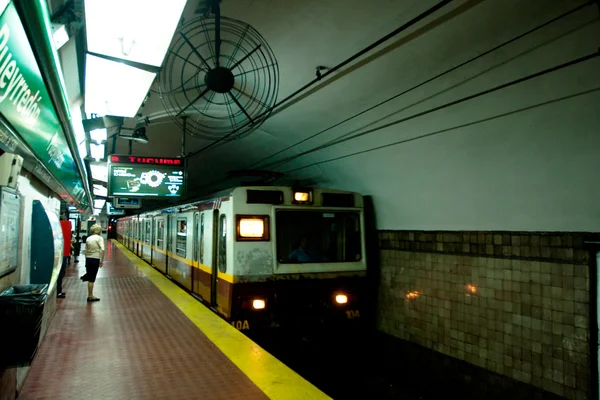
[46,132,65,169]
[0,23,42,128]
[0,124,18,151]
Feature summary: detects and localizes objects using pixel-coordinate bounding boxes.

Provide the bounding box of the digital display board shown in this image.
[113,197,142,209]
[106,202,125,215]
[108,155,186,197]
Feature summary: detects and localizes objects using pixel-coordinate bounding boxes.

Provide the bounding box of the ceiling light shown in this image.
[93,208,103,216]
[84,54,156,117]
[52,23,69,50]
[70,106,88,160]
[89,163,108,182]
[94,199,106,210]
[93,184,107,197]
[89,128,107,144]
[84,0,187,67]
[90,143,105,161]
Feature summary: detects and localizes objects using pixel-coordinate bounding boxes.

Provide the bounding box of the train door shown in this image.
[138,219,144,257]
[193,212,199,294]
[192,212,206,298]
[136,220,141,255]
[154,217,167,274]
[210,210,219,307]
[167,214,176,277]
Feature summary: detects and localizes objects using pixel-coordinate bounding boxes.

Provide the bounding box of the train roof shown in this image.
[117,185,362,219]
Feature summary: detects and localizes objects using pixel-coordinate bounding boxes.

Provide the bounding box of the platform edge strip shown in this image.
[112,240,331,400]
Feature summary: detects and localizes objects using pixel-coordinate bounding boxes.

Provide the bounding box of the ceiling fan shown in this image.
[156,0,280,141]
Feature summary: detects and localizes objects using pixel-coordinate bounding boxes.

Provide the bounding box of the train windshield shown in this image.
[276,210,362,263]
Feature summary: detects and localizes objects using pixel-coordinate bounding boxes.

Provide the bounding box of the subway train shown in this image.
[116,186,367,332]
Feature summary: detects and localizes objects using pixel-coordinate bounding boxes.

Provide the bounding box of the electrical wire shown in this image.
[246,0,595,170]
[253,0,595,169]
[260,50,600,171]
[186,0,455,158]
[280,61,600,174]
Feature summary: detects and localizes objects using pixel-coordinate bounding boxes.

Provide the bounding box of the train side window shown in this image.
[217,214,227,273]
[157,220,165,249]
[199,213,205,264]
[176,219,187,257]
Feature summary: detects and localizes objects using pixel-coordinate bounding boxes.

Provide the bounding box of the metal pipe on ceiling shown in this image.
[187,0,456,158]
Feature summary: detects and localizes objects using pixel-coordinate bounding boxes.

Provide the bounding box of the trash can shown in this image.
[0,284,48,368]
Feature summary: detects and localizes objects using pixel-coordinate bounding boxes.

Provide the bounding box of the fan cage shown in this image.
[157,16,279,140]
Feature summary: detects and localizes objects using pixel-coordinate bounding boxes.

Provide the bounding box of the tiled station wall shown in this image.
[376,230,597,400]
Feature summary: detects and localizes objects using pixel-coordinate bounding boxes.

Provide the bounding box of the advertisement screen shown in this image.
[108,156,186,197]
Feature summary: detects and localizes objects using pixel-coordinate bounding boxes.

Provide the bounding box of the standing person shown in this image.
[80,224,104,302]
[58,217,72,298]
[72,235,82,263]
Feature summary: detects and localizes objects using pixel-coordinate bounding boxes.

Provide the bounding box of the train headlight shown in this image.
[335,294,348,304]
[239,219,264,237]
[236,215,270,241]
[252,299,266,310]
[292,189,313,204]
[294,192,309,202]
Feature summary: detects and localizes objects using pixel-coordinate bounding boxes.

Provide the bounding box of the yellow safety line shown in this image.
[112,240,330,400]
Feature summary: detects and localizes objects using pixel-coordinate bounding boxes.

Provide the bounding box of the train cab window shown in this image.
[157,220,165,249]
[276,211,362,263]
[217,215,227,273]
[145,221,151,243]
[176,219,187,257]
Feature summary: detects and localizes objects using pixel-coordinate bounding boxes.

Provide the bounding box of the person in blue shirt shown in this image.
[288,237,317,262]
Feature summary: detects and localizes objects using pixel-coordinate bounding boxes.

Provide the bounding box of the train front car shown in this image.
[229,187,367,333]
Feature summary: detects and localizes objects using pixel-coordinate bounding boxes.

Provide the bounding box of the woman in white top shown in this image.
[81,224,105,302]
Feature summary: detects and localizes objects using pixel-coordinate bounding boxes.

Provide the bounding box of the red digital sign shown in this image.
[110,155,183,165]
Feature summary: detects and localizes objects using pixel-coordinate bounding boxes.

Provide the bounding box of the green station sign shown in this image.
[0,1,88,208]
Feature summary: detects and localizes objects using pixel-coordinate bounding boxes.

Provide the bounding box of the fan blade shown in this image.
[233,62,277,78]
[225,24,249,69]
[179,32,212,71]
[227,91,254,124]
[169,50,207,72]
[177,87,211,117]
[229,44,261,71]
[214,0,221,67]
[233,86,269,110]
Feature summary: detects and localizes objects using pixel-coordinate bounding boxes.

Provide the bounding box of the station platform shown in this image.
[18,240,327,400]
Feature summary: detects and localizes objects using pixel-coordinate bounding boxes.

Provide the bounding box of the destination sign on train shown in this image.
[108,164,186,197]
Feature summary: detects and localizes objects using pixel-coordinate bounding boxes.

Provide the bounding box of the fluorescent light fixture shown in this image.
[84,0,187,67]
[52,23,69,50]
[84,54,156,117]
[93,184,107,197]
[90,163,108,182]
[90,143,105,161]
[93,208,103,216]
[89,128,107,144]
[70,106,88,160]
[94,199,106,210]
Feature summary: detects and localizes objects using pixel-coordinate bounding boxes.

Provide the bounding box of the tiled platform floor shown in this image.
[18,242,268,400]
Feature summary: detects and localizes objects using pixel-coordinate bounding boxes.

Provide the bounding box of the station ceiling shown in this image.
[51,0,600,228]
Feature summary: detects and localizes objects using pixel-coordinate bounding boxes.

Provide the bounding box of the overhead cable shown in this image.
[280,53,600,173]
[251,0,595,170]
[186,0,455,158]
